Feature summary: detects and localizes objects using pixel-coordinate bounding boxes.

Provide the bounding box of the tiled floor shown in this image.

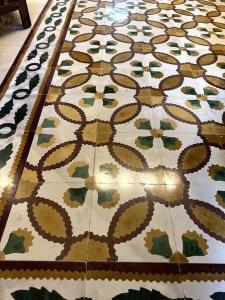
[0,0,225,298]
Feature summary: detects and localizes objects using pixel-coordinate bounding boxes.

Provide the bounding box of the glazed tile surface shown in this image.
[0,0,225,298]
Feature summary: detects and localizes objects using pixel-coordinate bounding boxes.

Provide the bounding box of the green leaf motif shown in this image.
[0,143,13,169]
[60,7,67,13]
[99,165,113,176]
[151,234,172,259]
[104,85,116,94]
[211,166,225,181]
[72,165,89,178]
[37,31,45,41]
[150,71,163,78]
[11,287,67,300]
[45,16,52,24]
[103,98,115,106]
[41,118,55,128]
[204,87,218,96]
[37,133,53,145]
[160,120,174,130]
[16,70,28,86]
[187,100,201,108]
[182,236,204,257]
[3,233,25,254]
[216,191,225,207]
[61,60,74,66]
[113,288,191,300]
[68,187,88,204]
[48,34,56,44]
[84,86,96,93]
[39,52,49,65]
[14,104,28,126]
[27,49,38,61]
[51,4,58,11]
[58,69,71,76]
[98,189,115,204]
[207,100,223,110]
[161,136,181,150]
[54,19,62,27]
[210,292,225,300]
[29,74,40,91]
[181,86,197,95]
[137,136,153,149]
[138,120,151,130]
[0,99,13,119]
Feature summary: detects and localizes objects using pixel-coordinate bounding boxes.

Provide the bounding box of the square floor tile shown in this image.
[157,133,204,169]
[94,132,162,184]
[23,131,95,183]
[87,183,177,262]
[170,203,225,263]
[0,182,92,261]
[185,145,225,186]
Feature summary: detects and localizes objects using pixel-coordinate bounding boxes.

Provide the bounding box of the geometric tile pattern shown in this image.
[0,0,225,297]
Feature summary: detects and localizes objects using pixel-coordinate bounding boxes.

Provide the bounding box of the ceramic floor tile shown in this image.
[114,21,165,43]
[34,90,100,133]
[170,203,225,264]
[115,53,178,89]
[98,101,155,133]
[165,96,222,124]
[87,183,178,262]
[158,133,212,169]
[151,106,200,134]
[23,130,96,183]
[0,181,92,261]
[94,132,162,184]
[185,145,225,186]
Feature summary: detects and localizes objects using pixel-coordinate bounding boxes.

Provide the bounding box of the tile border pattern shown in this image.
[0,0,76,238]
[0,261,224,282]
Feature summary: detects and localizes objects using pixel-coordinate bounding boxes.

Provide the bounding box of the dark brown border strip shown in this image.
[0,0,76,239]
[0,260,86,272]
[180,263,225,282]
[0,261,224,281]
[86,262,225,282]
[0,0,53,95]
[1,261,224,274]
[0,261,86,280]
[180,263,225,274]
[87,262,180,274]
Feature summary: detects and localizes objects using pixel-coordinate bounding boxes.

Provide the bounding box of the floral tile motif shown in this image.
[94,132,162,184]
[170,204,225,263]
[87,184,177,262]
[0,181,92,261]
